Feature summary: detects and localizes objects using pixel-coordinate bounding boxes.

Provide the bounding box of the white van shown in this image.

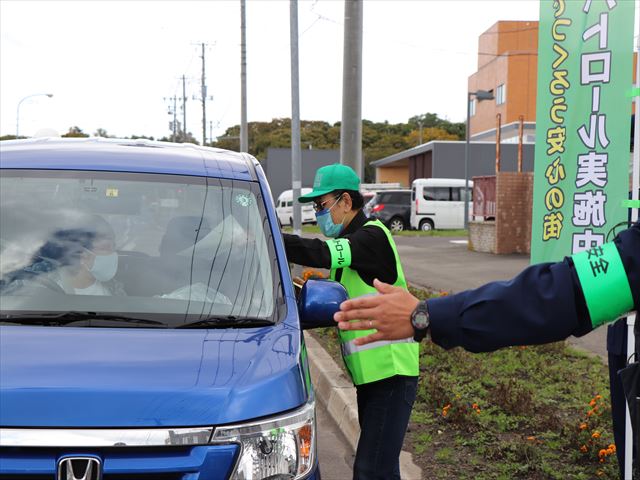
[276,188,316,226]
[410,178,473,230]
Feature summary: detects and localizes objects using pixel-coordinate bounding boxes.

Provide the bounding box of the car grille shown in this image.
[0,445,239,480]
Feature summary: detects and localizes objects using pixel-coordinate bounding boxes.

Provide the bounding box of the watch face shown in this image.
[413,311,429,330]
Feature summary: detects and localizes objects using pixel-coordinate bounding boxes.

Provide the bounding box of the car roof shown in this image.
[412,178,472,186]
[0,137,257,181]
[277,188,312,199]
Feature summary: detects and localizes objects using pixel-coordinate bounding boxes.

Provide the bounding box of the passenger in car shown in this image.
[3,215,125,296]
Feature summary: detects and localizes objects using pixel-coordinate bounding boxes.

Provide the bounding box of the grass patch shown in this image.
[282,224,321,234]
[310,284,619,479]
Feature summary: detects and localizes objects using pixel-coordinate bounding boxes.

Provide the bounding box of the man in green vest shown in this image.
[282,163,419,480]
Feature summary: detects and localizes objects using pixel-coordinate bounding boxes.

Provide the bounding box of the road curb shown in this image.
[305,334,423,480]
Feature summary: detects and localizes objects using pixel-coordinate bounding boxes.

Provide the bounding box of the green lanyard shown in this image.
[572,242,634,328]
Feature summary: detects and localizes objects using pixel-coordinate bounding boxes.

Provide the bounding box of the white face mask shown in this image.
[89,252,118,282]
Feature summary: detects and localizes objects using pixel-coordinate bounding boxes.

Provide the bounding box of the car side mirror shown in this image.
[298,279,348,330]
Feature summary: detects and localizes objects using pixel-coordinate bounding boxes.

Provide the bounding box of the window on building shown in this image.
[469,98,476,116]
[496,84,506,105]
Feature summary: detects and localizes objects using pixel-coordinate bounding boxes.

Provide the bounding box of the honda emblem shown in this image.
[57,457,101,480]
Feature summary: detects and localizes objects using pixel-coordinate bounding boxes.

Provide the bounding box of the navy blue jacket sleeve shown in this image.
[427,221,639,353]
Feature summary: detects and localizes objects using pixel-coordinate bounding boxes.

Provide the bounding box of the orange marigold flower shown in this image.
[598,449,607,458]
[526,436,536,441]
[589,399,597,407]
[595,394,602,400]
[592,431,601,439]
[587,410,595,417]
[609,444,616,453]
[580,445,588,453]
[472,403,478,409]
[579,423,588,430]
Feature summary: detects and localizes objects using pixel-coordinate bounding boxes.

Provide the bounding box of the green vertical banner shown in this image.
[531,0,635,264]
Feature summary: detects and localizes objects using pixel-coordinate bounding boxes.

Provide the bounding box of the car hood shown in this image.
[0,324,307,427]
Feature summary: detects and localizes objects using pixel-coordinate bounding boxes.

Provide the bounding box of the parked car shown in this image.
[276,188,316,226]
[0,137,347,479]
[410,178,473,230]
[361,190,376,210]
[366,189,412,232]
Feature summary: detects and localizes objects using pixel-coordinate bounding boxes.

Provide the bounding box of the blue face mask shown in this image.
[315,197,345,238]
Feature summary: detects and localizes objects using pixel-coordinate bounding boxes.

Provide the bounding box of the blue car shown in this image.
[0,137,345,480]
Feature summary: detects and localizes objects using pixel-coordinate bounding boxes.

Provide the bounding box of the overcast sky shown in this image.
[1,1,637,141]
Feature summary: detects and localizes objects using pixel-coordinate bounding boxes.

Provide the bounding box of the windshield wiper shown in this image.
[176,316,274,329]
[1,311,168,328]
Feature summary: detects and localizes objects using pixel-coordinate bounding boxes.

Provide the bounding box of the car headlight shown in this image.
[211,401,316,480]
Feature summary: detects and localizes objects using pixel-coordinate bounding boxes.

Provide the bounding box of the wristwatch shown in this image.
[410,300,431,342]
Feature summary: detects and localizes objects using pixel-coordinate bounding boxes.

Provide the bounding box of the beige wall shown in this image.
[376,166,410,187]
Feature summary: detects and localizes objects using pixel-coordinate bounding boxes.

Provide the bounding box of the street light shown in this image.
[16,93,53,138]
[464,89,494,229]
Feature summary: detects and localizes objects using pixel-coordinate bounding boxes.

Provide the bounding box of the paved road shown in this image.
[394,235,608,360]
[316,399,354,479]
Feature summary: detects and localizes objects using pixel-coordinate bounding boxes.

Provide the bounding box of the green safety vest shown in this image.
[326,220,419,385]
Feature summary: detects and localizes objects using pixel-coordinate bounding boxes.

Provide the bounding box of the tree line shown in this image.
[1,113,464,181]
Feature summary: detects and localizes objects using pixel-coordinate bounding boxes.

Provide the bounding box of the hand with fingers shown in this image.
[334,278,419,346]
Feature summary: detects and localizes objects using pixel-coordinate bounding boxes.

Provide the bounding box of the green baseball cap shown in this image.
[298,163,361,203]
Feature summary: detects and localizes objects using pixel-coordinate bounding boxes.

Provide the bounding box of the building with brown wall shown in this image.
[468,20,538,142]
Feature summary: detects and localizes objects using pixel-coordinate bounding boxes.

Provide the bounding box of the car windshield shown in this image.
[0,170,278,327]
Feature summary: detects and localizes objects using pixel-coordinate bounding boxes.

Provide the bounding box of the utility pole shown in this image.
[290,0,302,235]
[200,43,207,146]
[340,0,363,178]
[240,0,249,152]
[164,95,178,142]
[181,75,187,139]
[192,42,214,146]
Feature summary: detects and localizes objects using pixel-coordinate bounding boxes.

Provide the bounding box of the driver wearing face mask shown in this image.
[282,163,419,480]
[58,215,124,296]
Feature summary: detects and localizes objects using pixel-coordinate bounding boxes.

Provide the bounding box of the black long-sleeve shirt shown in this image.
[283,211,399,286]
[427,222,640,353]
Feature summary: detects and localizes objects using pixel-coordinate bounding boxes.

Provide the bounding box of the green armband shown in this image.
[572,242,634,328]
[326,238,352,269]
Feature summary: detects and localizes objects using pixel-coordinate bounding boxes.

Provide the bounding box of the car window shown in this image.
[287,201,293,207]
[0,170,277,324]
[451,188,460,201]
[423,187,450,201]
[386,192,406,204]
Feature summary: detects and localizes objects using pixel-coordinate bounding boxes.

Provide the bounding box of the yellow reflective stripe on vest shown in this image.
[341,337,416,356]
